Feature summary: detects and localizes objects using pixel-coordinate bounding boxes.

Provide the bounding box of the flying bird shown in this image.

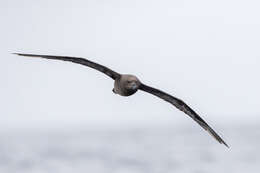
[14,53,229,147]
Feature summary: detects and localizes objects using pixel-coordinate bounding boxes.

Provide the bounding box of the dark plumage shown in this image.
[14,53,229,148]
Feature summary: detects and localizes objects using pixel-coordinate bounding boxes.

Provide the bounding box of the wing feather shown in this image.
[139,83,229,148]
[14,53,121,80]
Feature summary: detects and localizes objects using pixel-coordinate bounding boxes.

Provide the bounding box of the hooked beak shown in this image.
[112,88,117,94]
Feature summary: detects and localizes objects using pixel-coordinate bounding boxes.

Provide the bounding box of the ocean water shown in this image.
[0,125,259,173]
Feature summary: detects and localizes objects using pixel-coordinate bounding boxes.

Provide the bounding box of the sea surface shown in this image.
[0,124,259,173]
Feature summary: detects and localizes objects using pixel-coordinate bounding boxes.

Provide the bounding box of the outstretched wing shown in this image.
[139,83,229,148]
[14,53,121,80]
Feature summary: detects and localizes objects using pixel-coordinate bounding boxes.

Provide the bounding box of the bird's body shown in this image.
[113,74,141,96]
[14,53,229,148]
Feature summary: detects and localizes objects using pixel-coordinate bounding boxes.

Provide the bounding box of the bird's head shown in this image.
[124,75,141,91]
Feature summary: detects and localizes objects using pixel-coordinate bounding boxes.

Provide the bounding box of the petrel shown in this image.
[14,53,228,147]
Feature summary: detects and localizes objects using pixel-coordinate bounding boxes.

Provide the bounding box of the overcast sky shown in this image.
[0,0,259,129]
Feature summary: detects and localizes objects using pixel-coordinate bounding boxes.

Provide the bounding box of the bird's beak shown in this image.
[112,88,116,94]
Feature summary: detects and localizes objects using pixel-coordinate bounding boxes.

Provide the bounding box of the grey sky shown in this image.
[0,0,259,129]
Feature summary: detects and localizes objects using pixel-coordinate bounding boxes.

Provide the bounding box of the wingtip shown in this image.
[222,141,230,148]
[12,53,26,56]
[12,53,37,57]
[206,126,229,149]
[216,135,229,148]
